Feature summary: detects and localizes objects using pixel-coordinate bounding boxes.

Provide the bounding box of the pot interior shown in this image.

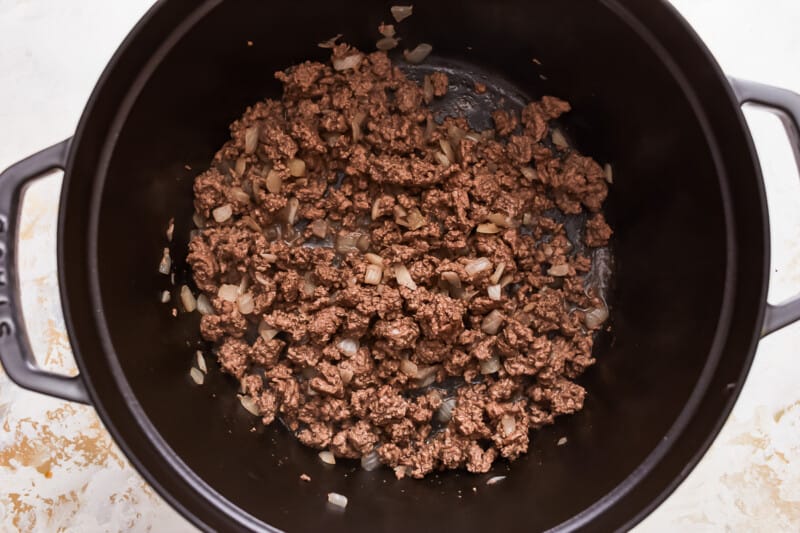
[86,0,734,530]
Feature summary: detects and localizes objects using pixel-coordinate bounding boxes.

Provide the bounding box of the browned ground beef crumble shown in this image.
[187,44,612,478]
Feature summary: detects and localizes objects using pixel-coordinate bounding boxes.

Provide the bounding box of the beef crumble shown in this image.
[186,44,612,478]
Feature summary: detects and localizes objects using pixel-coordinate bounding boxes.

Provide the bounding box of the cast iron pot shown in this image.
[1,1,800,531]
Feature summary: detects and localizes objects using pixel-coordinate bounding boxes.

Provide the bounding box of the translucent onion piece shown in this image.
[400,358,418,377]
[520,166,537,180]
[337,338,360,357]
[551,128,569,149]
[158,248,171,275]
[501,414,516,435]
[404,43,432,64]
[287,158,306,177]
[481,310,504,335]
[196,351,208,373]
[338,366,354,385]
[584,305,609,329]
[604,163,613,183]
[230,187,250,203]
[283,197,299,225]
[390,5,413,22]
[436,397,456,423]
[487,213,514,228]
[212,204,233,223]
[557,437,568,446]
[238,395,260,416]
[218,284,239,302]
[364,253,384,266]
[489,262,506,285]
[361,450,381,471]
[190,367,205,385]
[258,321,279,341]
[317,34,342,48]
[376,37,399,51]
[319,451,337,465]
[196,294,214,315]
[327,492,348,508]
[480,355,501,375]
[441,271,461,289]
[487,284,502,301]
[310,219,328,238]
[244,126,259,154]
[476,223,501,234]
[439,139,455,164]
[434,151,451,167]
[486,476,506,485]
[394,264,417,290]
[379,23,396,38]
[160,290,171,304]
[192,212,206,229]
[333,54,363,71]
[548,264,570,277]
[237,292,255,314]
[465,257,492,276]
[166,218,174,242]
[423,75,434,104]
[180,285,197,312]
[365,264,383,285]
[266,170,283,193]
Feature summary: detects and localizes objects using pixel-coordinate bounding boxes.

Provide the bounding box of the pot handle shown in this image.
[0,139,89,403]
[730,78,800,337]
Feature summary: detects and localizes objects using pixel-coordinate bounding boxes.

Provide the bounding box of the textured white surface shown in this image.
[0,0,799,531]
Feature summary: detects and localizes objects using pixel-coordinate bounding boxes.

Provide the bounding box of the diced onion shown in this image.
[192,212,206,229]
[437,397,456,423]
[218,284,239,302]
[434,151,451,167]
[379,23,396,37]
[339,366,354,385]
[310,219,328,238]
[439,139,455,164]
[212,204,233,223]
[327,492,348,508]
[486,476,506,485]
[465,257,492,276]
[390,5,413,22]
[501,414,516,435]
[405,208,425,230]
[160,290,171,303]
[584,305,609,329]
[283,197,299,225]
[266,170,283,193]
[476,223,501,234]
[361,449,381,471]
[404,43,432,64]
[400,358,418,377]
[235,157,247,177]
[423,75,434,104]
[180,285,197,312]
[333,54,363,71]
[480,355,501,374]
[319,451,337,465]
[489,263,506,285]
[487,213,514,228]
[158,248,171,275]
[166,218,174,242]
[238,395,260,416]
[237,292,255,314]
[230,187,250,203]
[337,338,360,357]
[548,264,570,277]
[190,367,205,385]
[394,264,417,290]
[481,310,504,335]
[441,271,461,289]
[196,351,207,373]
[245,126,259,154]
[336,232,360,253]
[520,166,538,180]
[376,37,399,51]
[196,294,214,315]
[365,253,384,266]
[557,437,568,446]
[260,253,278,264]
[552,128,569,149]
[317,34,342,49]
[604,163,613,184]
[288,158,306,177]
[365,264,383,285]
[258,321,279,341]
[487,284,502,301]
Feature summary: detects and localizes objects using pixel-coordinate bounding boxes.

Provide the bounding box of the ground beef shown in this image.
[185,43,612,478]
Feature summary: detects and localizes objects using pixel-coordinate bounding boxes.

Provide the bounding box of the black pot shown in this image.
[1,1,799,531]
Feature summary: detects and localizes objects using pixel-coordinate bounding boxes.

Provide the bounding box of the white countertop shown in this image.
[1,1,799,531]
